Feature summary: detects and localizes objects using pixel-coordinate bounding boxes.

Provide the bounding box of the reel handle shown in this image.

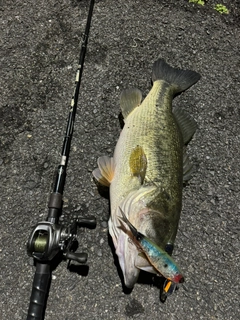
[65,251,88,263]
[77,216,96,228]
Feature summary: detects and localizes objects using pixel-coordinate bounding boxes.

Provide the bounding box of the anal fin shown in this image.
[120,88,142,119]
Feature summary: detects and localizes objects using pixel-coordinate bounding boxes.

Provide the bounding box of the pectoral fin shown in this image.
[120,88,142,119]
[92,156,114,187]
[129,146,147,184]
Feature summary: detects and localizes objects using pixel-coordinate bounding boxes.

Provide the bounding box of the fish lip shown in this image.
[115,229,140,288]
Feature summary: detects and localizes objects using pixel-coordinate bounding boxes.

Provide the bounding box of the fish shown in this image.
[118,207,184,284]
[93,58,200,288]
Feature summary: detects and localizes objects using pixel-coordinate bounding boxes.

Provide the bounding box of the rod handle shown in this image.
[27,263,51,320]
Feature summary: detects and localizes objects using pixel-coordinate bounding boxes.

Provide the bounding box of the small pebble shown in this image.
[43,162,49,169]
[100,221,108,228]
[97,250,102,257]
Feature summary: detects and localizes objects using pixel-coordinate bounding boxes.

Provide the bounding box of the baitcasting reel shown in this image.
[27,216,96,264]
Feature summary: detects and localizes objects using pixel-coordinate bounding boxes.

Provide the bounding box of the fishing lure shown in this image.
[118,208,184,284]
[161,279,178,301]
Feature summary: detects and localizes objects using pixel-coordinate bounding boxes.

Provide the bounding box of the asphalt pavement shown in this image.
[1,0,239,319]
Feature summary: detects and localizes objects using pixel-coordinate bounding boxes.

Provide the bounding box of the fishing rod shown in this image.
[26,0,96,319]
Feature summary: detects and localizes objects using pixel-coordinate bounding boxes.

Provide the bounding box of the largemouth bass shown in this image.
[93,58,200,288]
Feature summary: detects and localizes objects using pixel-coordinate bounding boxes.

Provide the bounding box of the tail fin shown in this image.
[152,59,201,95]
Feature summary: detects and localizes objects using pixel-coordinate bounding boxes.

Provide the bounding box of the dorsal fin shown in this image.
[120,88,142,119]
[183,149,195,182]
[173,106,197,145]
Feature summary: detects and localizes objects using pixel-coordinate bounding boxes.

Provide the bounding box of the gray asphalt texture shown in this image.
[1,0,239,319]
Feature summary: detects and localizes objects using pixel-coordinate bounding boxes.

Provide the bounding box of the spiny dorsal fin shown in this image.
[173,106,197,145]
[120,88,142,119]
[129,145,147,184]
[92,156,114,187]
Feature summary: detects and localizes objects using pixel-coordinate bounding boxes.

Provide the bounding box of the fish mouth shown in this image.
[112,207,164,288]
[115,230,140,288]
[109,185,177,288]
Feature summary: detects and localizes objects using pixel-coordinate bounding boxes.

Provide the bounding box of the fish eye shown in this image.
[165,243,174,255]
[164,264,168,268]
[136,232,143,241]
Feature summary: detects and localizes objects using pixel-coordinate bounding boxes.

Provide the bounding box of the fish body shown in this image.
[93,58,200,288]
[118,208,184,284]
